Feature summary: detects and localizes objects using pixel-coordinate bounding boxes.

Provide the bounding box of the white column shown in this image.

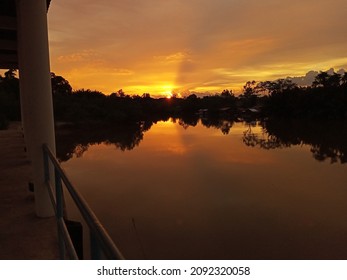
[16,0,56,217]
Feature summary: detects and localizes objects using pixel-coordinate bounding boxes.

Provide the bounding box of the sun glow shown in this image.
[162,85,174,99]
[48,1,347,98]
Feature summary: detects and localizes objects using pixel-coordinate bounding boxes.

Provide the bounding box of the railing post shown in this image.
[43,147,49,183]
[90,232,102,259]
[55,167,65,259]
[55,168,64,219]
[41,144,124,260]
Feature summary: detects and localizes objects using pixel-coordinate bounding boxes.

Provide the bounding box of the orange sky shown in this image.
[47,0,347,97]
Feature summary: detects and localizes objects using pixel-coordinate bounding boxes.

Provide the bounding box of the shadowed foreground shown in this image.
[0,123,59,259]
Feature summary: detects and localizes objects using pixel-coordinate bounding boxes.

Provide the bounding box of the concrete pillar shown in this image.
[16,0,56,217]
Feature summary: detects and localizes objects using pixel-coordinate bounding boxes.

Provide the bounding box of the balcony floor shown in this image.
[0,122,59,259]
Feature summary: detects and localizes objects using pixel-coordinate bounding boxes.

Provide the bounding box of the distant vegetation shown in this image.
[2,68,345,163]
[1,69,347,129]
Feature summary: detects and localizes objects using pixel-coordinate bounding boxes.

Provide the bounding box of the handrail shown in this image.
[43,143,124,260]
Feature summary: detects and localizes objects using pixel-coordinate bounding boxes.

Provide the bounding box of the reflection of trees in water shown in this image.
[56,121,152,161]
[57,117,347,165]
[310,145,346,164]
[243,119,347,164]
[175,114,199,129]
[175,113,237,135]
[200,117,235,135]
[242,124,291,149]
[57,115,238,162]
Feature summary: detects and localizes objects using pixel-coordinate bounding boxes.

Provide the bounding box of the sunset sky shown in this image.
[47,0,347,97]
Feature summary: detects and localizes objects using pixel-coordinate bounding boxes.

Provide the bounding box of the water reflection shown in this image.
[243,119,347,164]
[56,121,153,161]
[59,119,347,259]
[57,118,347,164]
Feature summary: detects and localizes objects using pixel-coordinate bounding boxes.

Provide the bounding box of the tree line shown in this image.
[257,71,347,119]
[1,69,347,129]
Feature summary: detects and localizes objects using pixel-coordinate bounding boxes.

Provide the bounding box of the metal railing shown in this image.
[43,143,124,260]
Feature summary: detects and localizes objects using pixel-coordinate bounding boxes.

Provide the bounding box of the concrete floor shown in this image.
[0,122,59,259]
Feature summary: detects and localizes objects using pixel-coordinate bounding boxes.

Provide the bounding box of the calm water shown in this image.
[58,119,347,259]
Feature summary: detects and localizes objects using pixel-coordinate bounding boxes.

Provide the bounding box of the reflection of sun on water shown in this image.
[152,119,176,129]
[147,120,187,155]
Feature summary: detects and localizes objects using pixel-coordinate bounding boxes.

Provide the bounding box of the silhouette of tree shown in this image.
[327,72,341,88]
[186,93,197,100]
[240,81,258,108]
[341,72,347,87]
[4,69,16,79]
[243,80,257,96]
[312,71,330,88]
[312,71,341,88]
[254,81,273,95]
[51,72,72,96]
[256,79,298,95]
[118,89,126,97]
[221,89,234,98]
[110,89,128,98]
[3,67,346,127]
[0,69,20,126]
[142,93,151,99]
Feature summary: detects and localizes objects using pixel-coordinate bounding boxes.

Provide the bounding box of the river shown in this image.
[57,118,347,259]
